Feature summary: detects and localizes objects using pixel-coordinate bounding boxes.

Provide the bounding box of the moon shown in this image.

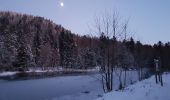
[60,2,64,7]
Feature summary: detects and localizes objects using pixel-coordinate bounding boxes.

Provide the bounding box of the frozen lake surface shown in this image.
[0,71,139,100]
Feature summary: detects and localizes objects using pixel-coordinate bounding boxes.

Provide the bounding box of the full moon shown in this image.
[60,2,64,7]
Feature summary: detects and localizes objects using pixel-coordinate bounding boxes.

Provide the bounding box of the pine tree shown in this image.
[59,30,74,68]
[81,48,96,69]
[16,31,28,71]
[33,30,41,67]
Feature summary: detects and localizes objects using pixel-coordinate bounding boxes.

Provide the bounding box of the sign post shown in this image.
[154,58,163,86]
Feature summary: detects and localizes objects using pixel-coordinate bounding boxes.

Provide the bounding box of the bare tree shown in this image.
[91,10,128,92]
[120,18,135,88]
[115,67,124,90]
[122,20,129,41]
[90,10,132,92]
[114,42,134,89]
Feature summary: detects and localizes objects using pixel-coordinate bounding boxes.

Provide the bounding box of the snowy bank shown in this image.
[96,73,170,100]
[0,67,99,77]
[0,72,18,77]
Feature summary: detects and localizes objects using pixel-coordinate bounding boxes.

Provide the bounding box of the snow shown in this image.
[0,70,50,77]
[0,67,100,77]
[0,68,98,77]
[0,71,18,77]
[96,73,170,100]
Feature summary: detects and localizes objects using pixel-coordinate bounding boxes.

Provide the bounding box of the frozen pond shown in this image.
[0,71,139,100]
[0,74,103,100]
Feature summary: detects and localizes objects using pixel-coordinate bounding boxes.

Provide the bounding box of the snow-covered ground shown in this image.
[0,71,18,77]
[96,73,170,100]
[0,70,138,100]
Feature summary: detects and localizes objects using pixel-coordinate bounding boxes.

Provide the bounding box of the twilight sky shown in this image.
[0,0,170,44]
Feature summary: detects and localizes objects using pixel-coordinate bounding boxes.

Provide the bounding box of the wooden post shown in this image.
[154,58,163,86]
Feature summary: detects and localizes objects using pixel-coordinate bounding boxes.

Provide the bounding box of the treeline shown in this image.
[0,11,170,72]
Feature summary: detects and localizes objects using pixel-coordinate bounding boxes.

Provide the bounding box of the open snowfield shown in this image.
[0,70,138,100]
[96,73,170,100]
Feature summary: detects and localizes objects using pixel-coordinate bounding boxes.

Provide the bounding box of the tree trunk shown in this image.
[124,69,127,87]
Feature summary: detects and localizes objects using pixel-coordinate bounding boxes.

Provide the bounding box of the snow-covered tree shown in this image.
[59,29,75,68]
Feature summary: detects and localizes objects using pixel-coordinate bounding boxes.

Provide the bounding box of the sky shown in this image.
[0,0,170,45]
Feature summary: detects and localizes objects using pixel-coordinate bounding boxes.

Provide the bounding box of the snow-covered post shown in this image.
[154,58,163,86]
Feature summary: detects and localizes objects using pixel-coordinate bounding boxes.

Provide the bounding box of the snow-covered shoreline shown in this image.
[0,71,18,77]
[0,67,100,78]
[96,73,170,100]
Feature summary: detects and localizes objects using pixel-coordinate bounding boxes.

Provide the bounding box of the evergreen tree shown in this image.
[16,31,28,70]
[33,28,41,67]
[81,48,96,69]
[125,37,135,53]
[59,30,74,68]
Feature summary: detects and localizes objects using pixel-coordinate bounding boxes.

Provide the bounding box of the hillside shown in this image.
[0,11,62,70]
[0,11,170,73]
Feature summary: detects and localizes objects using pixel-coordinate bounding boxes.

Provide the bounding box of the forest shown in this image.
[0,11,170,74]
